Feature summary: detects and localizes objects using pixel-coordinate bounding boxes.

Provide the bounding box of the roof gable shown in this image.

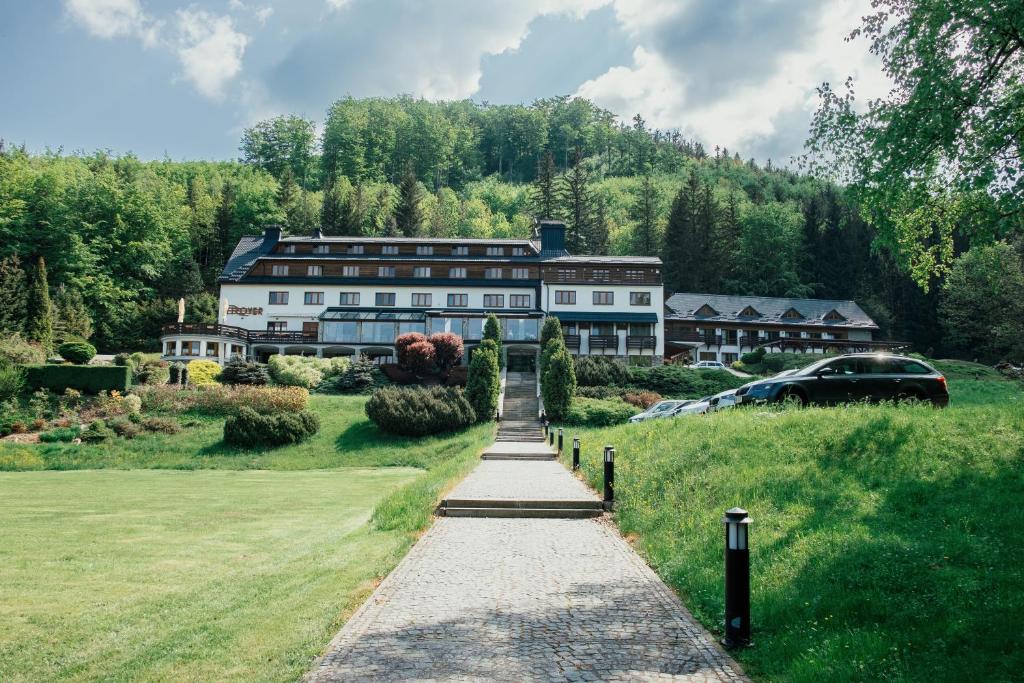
[781,307,804,319]
[823,308,846,322]
[694,303,719,317]
[738,305,760,317]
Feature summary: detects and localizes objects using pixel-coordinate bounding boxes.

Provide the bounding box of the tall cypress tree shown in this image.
[662,176,697,292]
[0,255,27,334]
[531,149,558,219]
[53,284,93,341]
[25,256,53,350]
[394,162,425,236]
[559,148,593,254]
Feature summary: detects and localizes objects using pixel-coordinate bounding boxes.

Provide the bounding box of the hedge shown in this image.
[223,406,320,448]
[22,364,131,394]
[365,386,476,436]
[562,397,636,427]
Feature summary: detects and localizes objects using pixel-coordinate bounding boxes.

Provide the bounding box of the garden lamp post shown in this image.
[572,437,580,471]
[557,428,563,454]
[602,445,614,510]
[722,507,752,648]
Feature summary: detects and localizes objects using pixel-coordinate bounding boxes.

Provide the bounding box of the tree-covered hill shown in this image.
[0,95,1011,360]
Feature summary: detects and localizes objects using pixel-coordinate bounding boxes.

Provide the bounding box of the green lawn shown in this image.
[0,395,494,682]
[561,370,1024,682]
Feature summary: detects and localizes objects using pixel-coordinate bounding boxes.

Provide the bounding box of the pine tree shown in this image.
[321,179,346,235]
[589,196,610,256]
[695,180,719,288]
[716,192,742,288]
[531,149,559,219]
[483,313,503,368]
[662,176,698,292]
[631,174,659,256]
[277,166,299,211]
[344,182,367,236]
[394,162,425,236]
[0,255,27,334]
[53,284,93,341]
[25,256,53,350]
[559,148,593,254]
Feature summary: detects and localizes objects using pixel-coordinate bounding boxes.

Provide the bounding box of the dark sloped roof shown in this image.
[543,255,663,265]
[219,234,273,282]
[664,292,877,329]
[276,236,537,246]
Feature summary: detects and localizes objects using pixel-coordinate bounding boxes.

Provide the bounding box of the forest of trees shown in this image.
[0,90,1018,361]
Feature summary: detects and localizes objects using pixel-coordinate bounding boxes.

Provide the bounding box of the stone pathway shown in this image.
[309,438,748,682]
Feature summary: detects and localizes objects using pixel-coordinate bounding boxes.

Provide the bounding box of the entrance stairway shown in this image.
[496,371,544,443]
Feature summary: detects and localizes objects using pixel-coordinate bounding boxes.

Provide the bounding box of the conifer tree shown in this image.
[559,148,593,253]
[0,255,27,334]
[541,344,576,420]
[343,182,367,236]
[53,284,93,341]
[321,178,346,235]
[631,174,659,256]
[25,256,53,350]
[531,149,558,219]
[483,313,503,368]
[465,340,500,422]
[662,176,697,292]
[394,162,425,236]
[589,196,610,256]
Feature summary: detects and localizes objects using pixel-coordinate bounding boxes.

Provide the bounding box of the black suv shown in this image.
[737,354,949,407]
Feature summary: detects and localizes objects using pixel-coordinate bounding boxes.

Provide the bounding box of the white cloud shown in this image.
[229,0,274,25]
[176,9,250,100]
[64,0,159,47]
[575,0,888,161]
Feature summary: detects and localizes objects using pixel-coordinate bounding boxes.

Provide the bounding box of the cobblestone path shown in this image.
[309,448,747,682]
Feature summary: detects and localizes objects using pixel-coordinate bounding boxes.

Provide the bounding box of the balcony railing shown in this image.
[588,335,619,351]
[161,322,249,341]
[563,334,581,350]
[626,335,657,350]
[756,337,911,353]
[249,332,319,344]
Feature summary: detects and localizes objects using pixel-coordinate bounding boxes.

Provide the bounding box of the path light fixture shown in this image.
[572,437,580,471]
[603,446,615,510]
[544,420,549,437]
[549,430,555,447]
[722,507,752,648]
[557,428,563,454]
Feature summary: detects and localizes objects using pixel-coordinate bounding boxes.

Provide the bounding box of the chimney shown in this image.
[312,227,324,240]
[539,220,568,256]
[263,225,282,246]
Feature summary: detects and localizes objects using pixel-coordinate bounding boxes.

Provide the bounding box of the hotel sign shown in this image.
[227,305,263,317]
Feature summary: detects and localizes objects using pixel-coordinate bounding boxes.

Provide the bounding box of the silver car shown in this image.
[629,400,690,423]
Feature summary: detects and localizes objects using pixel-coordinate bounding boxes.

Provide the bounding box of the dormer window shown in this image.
[738,306,760,317]
[782,307,804,320]
[347,245,364,255]
[416,245,433,256]
[314,245,330,254]
[823,309,846,322]
[695,304,719,317]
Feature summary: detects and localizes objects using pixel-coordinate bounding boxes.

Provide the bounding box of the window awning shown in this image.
[319,308,427,322]
[550,312,658,323]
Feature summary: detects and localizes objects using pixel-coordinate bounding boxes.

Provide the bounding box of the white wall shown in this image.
[541,283,663,356]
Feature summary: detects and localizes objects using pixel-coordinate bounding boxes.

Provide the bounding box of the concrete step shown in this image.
[444,498,603,510]
[481,453,555,460]
[440,507,603,519]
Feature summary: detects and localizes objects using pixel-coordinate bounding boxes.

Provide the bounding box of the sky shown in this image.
[0,0,890,165]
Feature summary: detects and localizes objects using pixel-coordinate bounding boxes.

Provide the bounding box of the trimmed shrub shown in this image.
[394,333,436,375]
[429,333,464,371]
[740,347,767,365]
[465,341,499,422]
[81,420,114,443]
[761,354,787,372]
[22,364,130,394]
[333,356,384,394]
[109,417,141,439]
[0,333,47,366]
[0,364,25,402]
[187,359,221,386]
[574,356,631,387]
[193,385,309,416]
[268,355,322,389]
[576,385,623,400]
[223,406,320,448]
[542,344,576,420]
[58,341,96,364]
[562,397,635,427]
[538,317,563,376]
[627,365,745,398]
[142,416,181,434]
[135,361,170,385]
[39,426,80,443]
[218,358,269,386]
[621,390,663,409]
[169,362,185,385]
[444,365,468,387]
[365,386,476,436]
[483,314,503,368]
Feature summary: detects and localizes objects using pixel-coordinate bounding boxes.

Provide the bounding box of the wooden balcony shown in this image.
[626,335,657,350]
[160,322,249,341]
[563,334,581,350]
[588,335,619,352]
[248,331,319,344]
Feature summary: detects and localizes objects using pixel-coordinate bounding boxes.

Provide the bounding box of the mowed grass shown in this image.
[0,469,422,682]
[0,395,494,682]
[563,369,1024,682]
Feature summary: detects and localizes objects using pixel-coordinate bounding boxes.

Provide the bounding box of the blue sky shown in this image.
[0,0,887,164]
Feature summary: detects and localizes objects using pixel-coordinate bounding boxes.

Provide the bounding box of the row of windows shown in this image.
[281,244,530,257]
[269,265,530,279]
[269,291,532,309]
[554,269,649,282]
[554,290,651,306]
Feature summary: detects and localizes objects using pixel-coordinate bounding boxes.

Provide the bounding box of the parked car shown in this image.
[707,389,738,412]
[629,400,690,423]
[736,354,949,407]
[673,397,711,416]
[690,360,726,369]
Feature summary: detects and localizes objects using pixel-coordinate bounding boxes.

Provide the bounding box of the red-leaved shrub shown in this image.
[429,332,464,371]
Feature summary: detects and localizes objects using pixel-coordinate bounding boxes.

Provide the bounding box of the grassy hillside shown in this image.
[563,377,1024,682]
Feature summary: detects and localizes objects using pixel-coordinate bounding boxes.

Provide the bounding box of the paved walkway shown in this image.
[309,447,747,682]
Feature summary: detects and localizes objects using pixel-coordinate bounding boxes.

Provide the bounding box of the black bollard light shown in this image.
[549,430,555,447]
[572,437,580,471]
[557,428,564,454]
[722,507,752,648]
[602,446,615,510]
[544,420,549,437]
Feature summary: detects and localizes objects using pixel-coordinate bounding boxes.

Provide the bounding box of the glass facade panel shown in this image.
[504,318,539,341]
[399,322,426,335]
[466,317,484,339]
[360,322,397,344]
[323,321,358,342]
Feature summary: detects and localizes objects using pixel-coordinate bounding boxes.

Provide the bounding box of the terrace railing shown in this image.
[588,335,619,352]
[626,335,657,350]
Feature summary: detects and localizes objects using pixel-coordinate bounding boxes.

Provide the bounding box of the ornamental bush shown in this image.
[0,363,25,402]
[135,361,170,385]
[333,356,385,394]
[223,406,320,448]
[39,426,80,443]
[541,344,576,420]
[621,390,663,409]
[187,359,222,386]
[483,314,503,368]
[0,334,47,366]
[429,332,464,372]
[395,333,436,375]
[57,341,96,364]
[465,341,499,422]
[268,355,322,388]
[22,364,131,394]
[628,365,745,398]
[538,316,563,375]
[562,397,635,427]
[218,358,269,386]
[81,419,115,443]
[573,356,631,387]
[365,386,476,436]
[193,385,309,416]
